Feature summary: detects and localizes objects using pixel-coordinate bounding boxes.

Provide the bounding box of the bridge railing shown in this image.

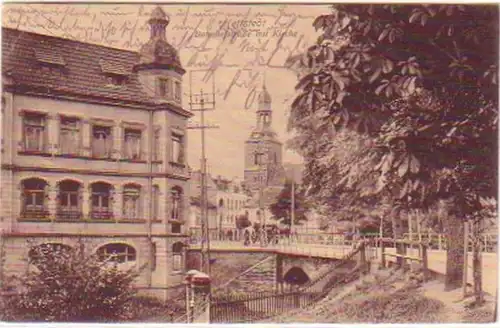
[188,231,497,256]
[402,232,498,252]
[209,241,368,323]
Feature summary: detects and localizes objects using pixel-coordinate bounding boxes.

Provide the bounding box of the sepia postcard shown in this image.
[0,1,498,325]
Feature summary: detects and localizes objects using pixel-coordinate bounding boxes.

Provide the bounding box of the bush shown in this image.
[1,242,143,322]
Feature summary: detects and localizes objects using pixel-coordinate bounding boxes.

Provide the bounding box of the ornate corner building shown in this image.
[1,7,191,300]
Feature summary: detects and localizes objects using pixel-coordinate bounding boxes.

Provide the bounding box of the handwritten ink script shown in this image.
[3,4,326,109]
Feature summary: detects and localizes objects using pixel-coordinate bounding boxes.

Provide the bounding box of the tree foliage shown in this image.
[286,4,498,289]
[287,3,498,218]
[235,212,252,229]
[1,242,143,322]
[269,180,310,225]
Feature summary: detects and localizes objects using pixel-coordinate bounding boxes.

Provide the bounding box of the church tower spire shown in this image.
[244,79,284,192]
[257,80,272,129]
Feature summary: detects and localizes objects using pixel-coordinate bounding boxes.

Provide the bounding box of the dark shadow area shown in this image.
[284,266,310,285]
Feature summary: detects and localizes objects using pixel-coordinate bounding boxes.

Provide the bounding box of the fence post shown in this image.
[422,244,428,282]
[438,234,443,250]
[358,242,367,269]
[381,239,386,268]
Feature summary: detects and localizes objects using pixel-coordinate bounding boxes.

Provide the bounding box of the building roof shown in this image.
[189,196,217,209]
[258,83,272,106]
[2,27,190,116]
[137,6,183,74]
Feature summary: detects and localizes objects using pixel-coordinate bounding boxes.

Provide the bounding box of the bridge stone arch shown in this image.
[279,254,338,284]
[283,266,310,285]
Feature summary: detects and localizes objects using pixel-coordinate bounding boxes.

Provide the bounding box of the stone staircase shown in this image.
[226,257,276,293]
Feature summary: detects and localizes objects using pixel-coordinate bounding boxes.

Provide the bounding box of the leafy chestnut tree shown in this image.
[286,4,498,290]
[1,242,143,322]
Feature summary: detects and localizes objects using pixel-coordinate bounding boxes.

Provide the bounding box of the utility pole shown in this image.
[290,179,295,237]
[256,141,270,247]
[187,70,219,277]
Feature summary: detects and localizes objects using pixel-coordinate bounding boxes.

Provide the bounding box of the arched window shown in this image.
[171,187,183,221]
[218,198,224,208]
[123,184,141,220]
[90,182,113,219]
[29,243,72,264]
[57,180,82,220]
[172,242,184,272]
[97,243,136,263]
[21,178,48,218]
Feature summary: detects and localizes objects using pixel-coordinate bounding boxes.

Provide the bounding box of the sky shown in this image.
[2,3,331,179]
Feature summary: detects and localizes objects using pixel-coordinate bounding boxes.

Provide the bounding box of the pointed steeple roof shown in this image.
[258,82,272,106]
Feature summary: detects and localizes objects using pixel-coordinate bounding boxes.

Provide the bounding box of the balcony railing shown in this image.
[90,210,113,220]
[56,209,83,221]
[20,209,50,219]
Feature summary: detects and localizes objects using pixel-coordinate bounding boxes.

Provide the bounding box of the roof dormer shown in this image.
[99,59,130,87]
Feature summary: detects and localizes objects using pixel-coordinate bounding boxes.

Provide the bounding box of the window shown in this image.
[29,243,72,265]
[274,152,277,164]
[97,243,136,263]
[174,81,181,101]
[152,185,159,220]
[122,184,141,220]
[90,182,113,219]
[172,222,181,234]
[23,113,46,152]
[57,180,82,220]
[105,75,126,86]
[21,178,48,218]
[254,153,263,165]
[159,78,170,98]
[123,128,142,160]
[171,187,182,221]
[172,242,184,272]
[171,134,184,164]
[60,117,80,155]
[92,125,112,158]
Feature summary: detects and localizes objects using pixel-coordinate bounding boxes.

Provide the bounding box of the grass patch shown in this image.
[326,284,444,323]
[462,305,496,323]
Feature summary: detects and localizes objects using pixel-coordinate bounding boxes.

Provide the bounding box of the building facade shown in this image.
[187,172,249,240]
[1,7,191,300]
[187,170,218,239]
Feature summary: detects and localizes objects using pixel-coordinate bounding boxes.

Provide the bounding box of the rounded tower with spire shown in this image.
[134,6,185,106]
[244,82,284,192]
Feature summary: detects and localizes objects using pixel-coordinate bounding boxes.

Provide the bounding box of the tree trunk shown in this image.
[390,205,405,267]
[441,198,465,291]
[472,219,483,303]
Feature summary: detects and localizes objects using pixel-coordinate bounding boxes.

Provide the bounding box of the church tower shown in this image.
[243,82,283,192]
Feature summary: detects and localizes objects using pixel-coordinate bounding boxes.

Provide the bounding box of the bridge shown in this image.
[188,234,498,296]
